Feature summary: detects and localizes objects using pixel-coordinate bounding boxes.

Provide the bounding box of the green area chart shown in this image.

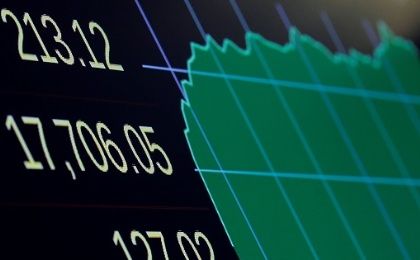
[181,24,420,259]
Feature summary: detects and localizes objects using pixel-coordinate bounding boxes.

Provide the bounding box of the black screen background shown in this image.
[0,0,418,259]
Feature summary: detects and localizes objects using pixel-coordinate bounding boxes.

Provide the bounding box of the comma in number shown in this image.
[79,58,86,67]
[133,165,139,174]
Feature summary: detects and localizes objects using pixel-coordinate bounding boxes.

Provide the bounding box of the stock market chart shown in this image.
[0,0,419,259]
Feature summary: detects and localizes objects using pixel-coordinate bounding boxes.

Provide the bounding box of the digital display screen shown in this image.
[1,0,419,259]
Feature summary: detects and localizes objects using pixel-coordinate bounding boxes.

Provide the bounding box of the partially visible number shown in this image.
[177,232,202,260]
[89,22,124,71]
[114,230,213,260]
[131,230,152,260]
[113,231,133,260]
[195,232,215,260]
[146,231,169,260]
[1,9,38,61]
[177,232,215,260]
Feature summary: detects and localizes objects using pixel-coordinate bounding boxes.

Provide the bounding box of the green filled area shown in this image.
[181,25,420,259]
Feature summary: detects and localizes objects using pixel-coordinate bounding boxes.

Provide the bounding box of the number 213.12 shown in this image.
[1,9,123,71]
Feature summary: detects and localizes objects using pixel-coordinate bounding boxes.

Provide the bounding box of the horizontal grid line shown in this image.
[142,64,420,105]
[196,168,420,187]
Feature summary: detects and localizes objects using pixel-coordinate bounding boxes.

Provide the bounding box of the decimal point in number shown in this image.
[132,164,139,174]
[65,161,77,181]
[79,58,86,67]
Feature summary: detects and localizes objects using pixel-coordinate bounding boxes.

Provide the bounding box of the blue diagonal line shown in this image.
[184,0,322,259]
[362,20,420,135]
[384,60,420,134]
[282,7,411,259]
[261,2,364,258]
[181,0,269,258]
[361,19,380,48]
[299,30,412,260]
[133,0,262,253]
[228,1,321,258]
[322,12,420,210]
[133,0,188,101]
[230,0,370,258]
